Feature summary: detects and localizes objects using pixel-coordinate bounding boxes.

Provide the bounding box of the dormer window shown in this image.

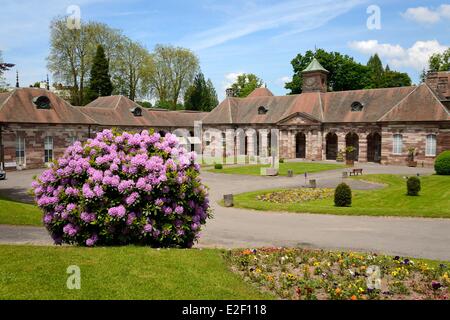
[258,106,268,115]
[130,107,142,117]
[351,101,364,112]
[33,96,51,109]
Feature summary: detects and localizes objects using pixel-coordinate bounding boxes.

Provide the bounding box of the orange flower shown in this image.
[242,249,252,255]
[351,295,358,300]
[335,288,342,295]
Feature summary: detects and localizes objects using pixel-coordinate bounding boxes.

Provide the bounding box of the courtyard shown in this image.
[1,161,449,261]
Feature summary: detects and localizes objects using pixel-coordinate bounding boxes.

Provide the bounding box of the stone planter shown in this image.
[260,167,279,176]
[287,170,294,178]
[407,161,418,167]
[309,179,317,188]
[223,194,234,207]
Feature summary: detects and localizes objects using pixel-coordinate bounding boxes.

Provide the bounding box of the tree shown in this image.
[136,101,152,108]
[87,45,113,102]
[380,70,412,88]
[184,73,218,111]
[149,45,200,109]
[428,48,450,72]
[48,17,97,105]
[367,54,384,88]
[285,49,370,94]
[285,49,411,94]
[230,73,263,97]
[113,37,153,101]
[0,50,14,91]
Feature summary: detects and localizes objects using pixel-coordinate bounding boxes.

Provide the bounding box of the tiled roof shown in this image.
[81,95,207,127]
[202,85,450,125]
[247,87,274,97]
[0,88,95,124]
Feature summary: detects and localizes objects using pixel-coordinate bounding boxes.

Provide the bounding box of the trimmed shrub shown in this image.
[279,158,285,164]
[435,151,450,175]
[406,176,421,196]
[214,163,223,170]
[334,183,352,207]
[32,129,210,248]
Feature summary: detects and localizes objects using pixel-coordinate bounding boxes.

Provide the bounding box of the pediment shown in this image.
[277,112,321,125]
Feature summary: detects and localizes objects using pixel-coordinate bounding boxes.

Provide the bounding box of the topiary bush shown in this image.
[31,129,211,248]
[435,151,450,175]
[334,183,352,207]
[279,158,285,164]
[214,163,223,170]
[406,176,421,196]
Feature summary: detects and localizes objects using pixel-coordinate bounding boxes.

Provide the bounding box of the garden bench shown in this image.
[349,168,363,176]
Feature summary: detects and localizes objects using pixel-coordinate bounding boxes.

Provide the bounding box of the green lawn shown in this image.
[0,245,273,300]
[208,162,345,176]
[231,174,450,218]
[0,196,42,226]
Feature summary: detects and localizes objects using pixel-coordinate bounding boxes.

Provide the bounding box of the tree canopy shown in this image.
[230,73,263,97]
[285,49,411,94]
[428,48,450,72]
[183,73,218,111]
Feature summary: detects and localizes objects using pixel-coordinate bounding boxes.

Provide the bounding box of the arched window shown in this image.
[130,107,142,117]
[392,134,403,155]
[258,106,268,115]
[33,96,51,109]
[351,101,364,112]
[426,134,437,156]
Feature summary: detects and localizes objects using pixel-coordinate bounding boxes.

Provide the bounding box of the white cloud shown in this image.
[222,72,244,91]
[276,76,292,86]
[349,40,449,71]
[349,40,404,58]
[181,0,364,50]
[402,5,450,24]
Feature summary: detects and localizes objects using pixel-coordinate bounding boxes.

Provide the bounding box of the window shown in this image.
[392,134,403,155]
[131,107,142,117]
[44,136,53,163]
[16,136,25,166]
[426,134,437,156]
[69,136,77,145]
[32,96,51,109]
[258,106,268,115]
[351,101,364,112]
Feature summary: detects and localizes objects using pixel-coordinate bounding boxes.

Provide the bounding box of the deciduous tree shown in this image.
[230,73,263,97]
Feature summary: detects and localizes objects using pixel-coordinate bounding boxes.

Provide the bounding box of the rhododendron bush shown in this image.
[32,129,210,247]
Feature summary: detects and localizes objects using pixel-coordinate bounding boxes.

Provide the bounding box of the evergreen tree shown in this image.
[367,54,384,88]
[184,73,218,111]
[88,45,113,102]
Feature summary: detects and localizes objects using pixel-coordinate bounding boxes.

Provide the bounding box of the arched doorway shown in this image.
[325,132,338,160]
[267,131,272,157]
[345,132,359,161]
[295,132,306,158]
[367,132,382,163]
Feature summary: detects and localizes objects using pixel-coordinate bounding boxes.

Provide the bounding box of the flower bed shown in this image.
[32,129,211,247]
[256,188,334,204]
[225,248,449,300]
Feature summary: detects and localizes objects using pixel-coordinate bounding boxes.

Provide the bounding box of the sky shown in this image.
[1,0,449,100]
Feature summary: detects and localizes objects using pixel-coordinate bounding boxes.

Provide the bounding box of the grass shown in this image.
[0,245,273,300]
[231,174,450,218]
[0,196,42,226]
[208,162,345,176]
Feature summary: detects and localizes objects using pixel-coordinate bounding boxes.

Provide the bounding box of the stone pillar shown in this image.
[307,130,312,160]
[259,129,269,158]
[359,133,368,162]
[317,130,323,161]
[338,132,346,154]
[288,130,293,159]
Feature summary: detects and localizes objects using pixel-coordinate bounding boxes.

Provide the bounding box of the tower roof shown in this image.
[303,58,329,73]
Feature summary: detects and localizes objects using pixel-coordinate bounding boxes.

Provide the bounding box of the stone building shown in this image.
[0,59,449,170]
[202,59,450,167]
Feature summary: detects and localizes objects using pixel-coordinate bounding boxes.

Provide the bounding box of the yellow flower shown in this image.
[358,287,365,293]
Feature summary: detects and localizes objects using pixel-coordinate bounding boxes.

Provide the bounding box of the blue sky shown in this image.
[1,0,449,100]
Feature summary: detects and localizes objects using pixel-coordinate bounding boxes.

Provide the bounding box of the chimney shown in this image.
[226,88,235,98]
[426,71,450,100]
